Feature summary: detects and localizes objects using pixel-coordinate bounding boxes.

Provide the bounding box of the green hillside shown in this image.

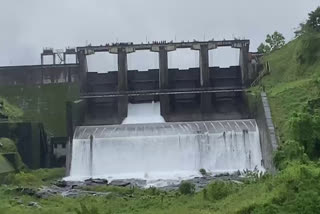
[261,32,320,143]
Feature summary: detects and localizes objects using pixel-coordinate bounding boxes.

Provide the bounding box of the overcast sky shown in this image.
[0,0,318,71]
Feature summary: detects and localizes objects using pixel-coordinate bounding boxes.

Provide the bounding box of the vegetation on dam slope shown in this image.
[0,83,79,136]
[0,97,23,121]
[261,31,320,144]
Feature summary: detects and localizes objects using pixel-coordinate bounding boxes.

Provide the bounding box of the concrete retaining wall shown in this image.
[250,92,278,172]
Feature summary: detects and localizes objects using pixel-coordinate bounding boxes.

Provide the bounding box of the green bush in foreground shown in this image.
[179,181,195,195]
[250,163,320,214]
[0,138,17,153]
[199,168,207,176]
[2,168,64,186]
[274,140,309,170]
[0,163,319,214]
[206,181,240,201]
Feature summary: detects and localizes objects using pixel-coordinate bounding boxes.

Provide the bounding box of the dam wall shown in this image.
[87,66,241,94]
[247,92,278,172]
[84,66,247,125]
[255,92,278,172]
[0,64,81,139]
[0,64,80,85]
[0,63,248,130]
[0,41,268,170]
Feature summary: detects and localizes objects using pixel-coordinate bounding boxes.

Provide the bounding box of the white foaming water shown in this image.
[122,102,165,124]
[67,120,264,186]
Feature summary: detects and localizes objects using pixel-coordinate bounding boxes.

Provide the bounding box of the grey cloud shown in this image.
[0,0,318,70]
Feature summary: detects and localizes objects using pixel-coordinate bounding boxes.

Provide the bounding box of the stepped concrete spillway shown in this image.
[67,103,264,184]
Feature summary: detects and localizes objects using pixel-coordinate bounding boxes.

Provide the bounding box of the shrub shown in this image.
[0,138,17,153]
[257,31,286,54]
[199,168,207,176]
[289,111,320,159]
[32,168,65,182]
[2,168,64,186]
[296,32,320,65]
[203,188,208,200]
[306,7,320,32]
[248,204,279,214]
[5,171,40,186]
[146,186,160,196]
[206,181,239,201]
[178,181,195,195]
[273,140,309,170]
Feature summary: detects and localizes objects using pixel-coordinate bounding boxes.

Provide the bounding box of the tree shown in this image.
[294,23,307,38]
[266,32,286,51]
[307,7,320,32]
[257,43,271,54]
[294,7,320,37]
[257,31,285,54]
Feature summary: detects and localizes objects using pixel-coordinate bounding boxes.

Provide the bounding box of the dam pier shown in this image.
[74,39,251,125]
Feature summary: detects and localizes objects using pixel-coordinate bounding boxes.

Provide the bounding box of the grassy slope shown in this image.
[261,36,320,142]
[0,163,318,214]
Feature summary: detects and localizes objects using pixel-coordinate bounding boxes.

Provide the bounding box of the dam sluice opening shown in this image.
[67,102,264,186]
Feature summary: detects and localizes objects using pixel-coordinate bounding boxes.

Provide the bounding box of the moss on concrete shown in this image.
[0,138,25,171]
[0,155,15,175]
[0,138,17,153]
[0,97,23,121]
[0,83,80,136]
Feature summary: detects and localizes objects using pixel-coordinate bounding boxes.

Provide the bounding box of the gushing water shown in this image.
[122,102,165,124]
[67,120,264,184]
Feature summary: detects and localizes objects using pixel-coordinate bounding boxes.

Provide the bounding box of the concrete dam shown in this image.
[63,39,274,184]
[0,39,276,182]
